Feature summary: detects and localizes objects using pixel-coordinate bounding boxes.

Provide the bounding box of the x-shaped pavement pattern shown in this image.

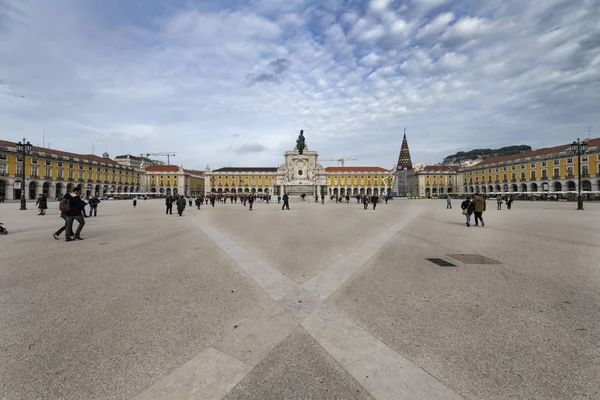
[135,209,464,400]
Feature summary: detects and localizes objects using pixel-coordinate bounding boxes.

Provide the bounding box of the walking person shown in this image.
[195,196,202,209]
[176,195,186,216]
[165,194,174,215]
[446,195,452,209]
[248,193,255,211]
[282,193,290,210]
[88,196,100,217]
[133,197,137,208]
[363,195,369,210]
[321,193,325,205]
[461,196,475,227]
[474,193,486,227]
[496,195,503,210]
[53,194,69,239]
[36,194,48,215]
[65,187,87,241]
[506,196,513,210]
[371,194,379,210]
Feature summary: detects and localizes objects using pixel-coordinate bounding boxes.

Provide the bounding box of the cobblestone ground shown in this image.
[1,198,598,399]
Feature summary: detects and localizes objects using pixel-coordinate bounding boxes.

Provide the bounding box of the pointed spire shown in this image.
[396,128,413,170]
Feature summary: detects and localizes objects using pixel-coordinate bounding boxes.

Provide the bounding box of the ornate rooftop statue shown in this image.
[296,130,306,155]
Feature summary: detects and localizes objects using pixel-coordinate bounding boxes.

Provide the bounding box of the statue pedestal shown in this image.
[278,150,325,196]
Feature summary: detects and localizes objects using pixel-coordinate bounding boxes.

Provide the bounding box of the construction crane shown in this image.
[141,152,177,165]
[320,157,358,167]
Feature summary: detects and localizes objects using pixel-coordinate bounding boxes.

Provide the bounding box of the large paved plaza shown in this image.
[1,198,599,399]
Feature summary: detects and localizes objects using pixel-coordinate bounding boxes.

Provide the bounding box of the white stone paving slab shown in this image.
[346,347,464,400]
[301,305,386,367]
[191,216,298,301]
[303,211,422,301]
[134,347,252,400]
[212,303,299,367]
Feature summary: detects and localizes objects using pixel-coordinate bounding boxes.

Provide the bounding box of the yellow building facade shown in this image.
[459,138,600,197]
[0,139,142,200]
[144,165,205,197]
[409,165,459,198]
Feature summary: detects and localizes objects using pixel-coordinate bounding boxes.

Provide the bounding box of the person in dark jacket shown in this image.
[53,195,69,240]
[65,187,87,241]
[282,193,290,210]
[461,196,476,227]
[88,196,100,217]
[165,195,174,215]
[176,195,186,216]
[248,194,255,211]
[195,197,202,209]
[371,194,379,210]
[363,194,369,210]
[36,194,48,215]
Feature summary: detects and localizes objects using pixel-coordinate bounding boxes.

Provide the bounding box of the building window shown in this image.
[582,165,589,176]
[521,164,525,169]
[17,164,22,175]
[45,160,51,166]
[32,158,38,164]
[0,164,6,175]
[58,162,63,167]
[530,163,535,168]
[582,156,588,162]
[530,171,536,180]
[79,165,84,170]
[45,167,51,178]
[567,158,573,164]
[58,169,63,179]
[541,161,546,167]
[69,163,74,168]
[553,168,559,178]
[567,166,574,177]
[68,170,74,179]
[0,153,6,160]
[521,172,526,180]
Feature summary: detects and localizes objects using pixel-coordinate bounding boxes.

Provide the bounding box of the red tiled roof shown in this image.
[184,169,205,176]
[0,139,119,165]
[423,165,459,172]
[145,165,180,172]
[473,137,600,167]
[326,166,390,173]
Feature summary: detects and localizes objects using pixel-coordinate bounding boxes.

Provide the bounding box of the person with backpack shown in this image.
[88,196,100,217]
[461,196,475,227]
[165,194,174,215]
[65,187,87,241]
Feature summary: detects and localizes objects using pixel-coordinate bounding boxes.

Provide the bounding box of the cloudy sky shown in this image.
[1,0,598,170]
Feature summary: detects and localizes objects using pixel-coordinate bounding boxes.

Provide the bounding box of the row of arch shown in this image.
[330,187,390,196]
[424,187,455,196]
[0,179,141,200]
[464,180,598,194]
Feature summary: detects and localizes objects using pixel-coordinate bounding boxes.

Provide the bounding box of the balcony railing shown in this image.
[582,173,590,177]
[520,178,527,182]
[30,174,38,178]
[553,175,560,179]
[541,176,548,181]
[68,178,75,181]
[495,180,500,183]
[0,172,8,176]
[45,175,52,179]
[511,179,516,182]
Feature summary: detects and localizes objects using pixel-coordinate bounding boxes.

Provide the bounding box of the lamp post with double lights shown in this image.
[15,138,33,210]
[570,137,588,210]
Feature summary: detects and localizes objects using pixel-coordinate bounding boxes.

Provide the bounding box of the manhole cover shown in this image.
[447,254,501,264]
[426,258,456,267]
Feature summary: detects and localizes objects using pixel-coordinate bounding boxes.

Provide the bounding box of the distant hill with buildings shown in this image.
[443,145,532,165]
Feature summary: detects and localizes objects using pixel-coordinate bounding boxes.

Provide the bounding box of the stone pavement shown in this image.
[0,198,598,399]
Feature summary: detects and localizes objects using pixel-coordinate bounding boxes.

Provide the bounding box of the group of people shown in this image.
[53,186,88,241]
[460,193,487,227]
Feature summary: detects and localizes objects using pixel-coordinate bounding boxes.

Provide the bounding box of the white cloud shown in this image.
[0,0,598,169]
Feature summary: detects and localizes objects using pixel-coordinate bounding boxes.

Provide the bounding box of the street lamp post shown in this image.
[15,138,33,210]
[570,138,588,211]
